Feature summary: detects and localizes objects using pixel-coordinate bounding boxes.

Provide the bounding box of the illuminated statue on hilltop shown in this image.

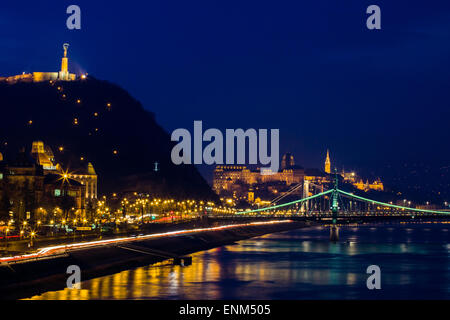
[64,43,69,57]
[59,43,70,80]
[0,43,78,83]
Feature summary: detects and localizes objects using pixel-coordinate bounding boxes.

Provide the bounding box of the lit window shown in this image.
[54,189,61,197]
[0,173,3,180]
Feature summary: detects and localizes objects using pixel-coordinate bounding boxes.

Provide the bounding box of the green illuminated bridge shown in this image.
[233,188,450,217]
[216,174,450,241]
[219,174,450,222]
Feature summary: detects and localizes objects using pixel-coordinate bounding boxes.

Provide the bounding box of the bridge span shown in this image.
[214,174,450,240]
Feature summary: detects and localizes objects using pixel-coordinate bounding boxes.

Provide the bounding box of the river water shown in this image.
[26,221,450,300]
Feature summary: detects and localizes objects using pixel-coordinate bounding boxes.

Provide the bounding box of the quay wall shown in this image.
[0,221,308,300]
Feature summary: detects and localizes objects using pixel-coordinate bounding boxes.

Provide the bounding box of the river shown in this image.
[26,220,450,300]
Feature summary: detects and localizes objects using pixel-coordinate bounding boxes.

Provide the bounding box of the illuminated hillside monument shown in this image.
[0,43,78,83]
[59,43,73,81]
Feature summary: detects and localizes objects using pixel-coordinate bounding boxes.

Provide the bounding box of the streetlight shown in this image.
[61,219,66,235]
[4,228,9,247]
[30,231,36,247]
[21,220,27,239]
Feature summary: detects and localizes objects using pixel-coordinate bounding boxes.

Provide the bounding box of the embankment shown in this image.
[0,221,307,300]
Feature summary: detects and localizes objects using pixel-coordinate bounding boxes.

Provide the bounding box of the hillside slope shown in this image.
[0,77,216,200]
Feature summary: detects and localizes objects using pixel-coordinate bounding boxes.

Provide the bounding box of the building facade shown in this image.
[213,154,328,202]
[213,151,385,202]
[30,141,98,199]
[0,149,86,224]
[213,164,305,196]
[353,178,384,192]
[0,141,98,224]
[69,163,98,200]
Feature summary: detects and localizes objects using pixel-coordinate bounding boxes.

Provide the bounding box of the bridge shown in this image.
[220,173,450,241]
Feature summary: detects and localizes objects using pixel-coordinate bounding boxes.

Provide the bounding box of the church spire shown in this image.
[325,149,331,174]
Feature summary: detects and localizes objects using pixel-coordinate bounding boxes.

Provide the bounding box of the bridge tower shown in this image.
[330,169,339,242]
[302,180,310,212]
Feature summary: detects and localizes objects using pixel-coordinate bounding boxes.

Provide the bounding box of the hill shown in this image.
[0,77,217,200]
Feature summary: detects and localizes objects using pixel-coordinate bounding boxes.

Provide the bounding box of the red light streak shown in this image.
[0,220,292,264]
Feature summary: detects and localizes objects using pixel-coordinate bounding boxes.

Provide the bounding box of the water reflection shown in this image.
[26,222,450,300]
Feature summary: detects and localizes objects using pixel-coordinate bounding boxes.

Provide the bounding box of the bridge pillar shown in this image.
[329,177,339,242]
[303,180,310,211]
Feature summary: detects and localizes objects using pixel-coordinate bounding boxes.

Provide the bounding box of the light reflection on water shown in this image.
[26,222,450,300]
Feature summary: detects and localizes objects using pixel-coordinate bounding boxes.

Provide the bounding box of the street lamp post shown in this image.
[141,202,144,226]
[36,220,41,234]
[21,221,27,240]
[29,231,35,248]
[73,219,77,239]
[61,219,66,235]
[4,228,9,248]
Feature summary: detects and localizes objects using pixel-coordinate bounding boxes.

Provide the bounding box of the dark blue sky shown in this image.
[1,0,450,179]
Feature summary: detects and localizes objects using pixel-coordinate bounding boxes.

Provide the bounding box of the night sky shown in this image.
[1,0,450,181]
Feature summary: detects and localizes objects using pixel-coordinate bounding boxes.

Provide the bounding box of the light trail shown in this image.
[0,220,292,264]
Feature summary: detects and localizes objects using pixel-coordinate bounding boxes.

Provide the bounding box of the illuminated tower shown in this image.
[59,43,70,80]
[31,141,56,170]
[324,149,331,174]
[281,153,295,170]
